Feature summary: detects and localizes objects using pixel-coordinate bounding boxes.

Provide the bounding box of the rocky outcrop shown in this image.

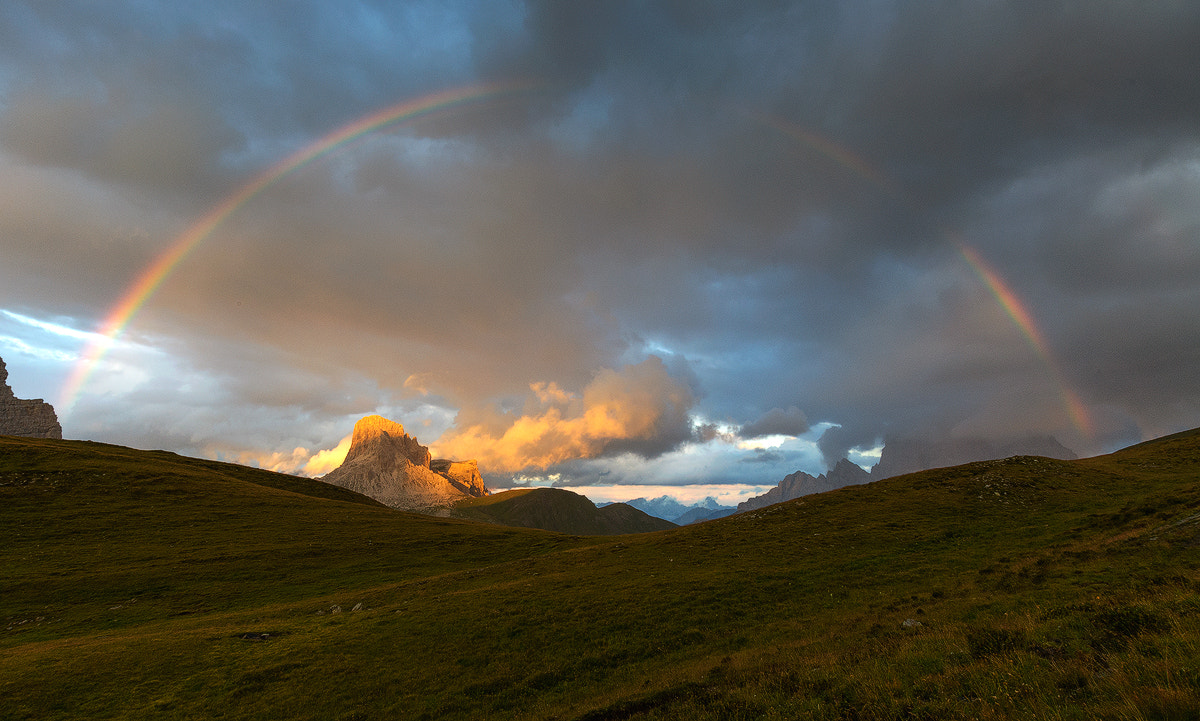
[430,459,487,497]
[320,415,488,511]
[0,356,62,439]
[737,458,870,512]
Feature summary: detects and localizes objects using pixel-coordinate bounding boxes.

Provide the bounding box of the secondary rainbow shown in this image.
[59,80,540,414]
[759,112,1094,438]
[955,242,1093,437]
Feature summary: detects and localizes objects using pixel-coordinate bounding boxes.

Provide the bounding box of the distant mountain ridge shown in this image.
[606,495,735,525]
[737,458,871,512]
[738,434,1078,512]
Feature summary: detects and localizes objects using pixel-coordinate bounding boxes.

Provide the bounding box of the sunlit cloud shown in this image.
[432,357,694,473]
[301,434,353,477]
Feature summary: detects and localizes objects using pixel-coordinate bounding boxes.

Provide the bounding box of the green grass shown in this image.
[2,429,1200,719]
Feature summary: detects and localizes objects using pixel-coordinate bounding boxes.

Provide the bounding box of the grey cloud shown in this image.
[2,1,1198,484]
[740,449,783,465]
[740,406,810,439]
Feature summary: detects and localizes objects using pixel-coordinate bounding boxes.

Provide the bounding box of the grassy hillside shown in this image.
[452,487,677,534]
[3,430,1199,719]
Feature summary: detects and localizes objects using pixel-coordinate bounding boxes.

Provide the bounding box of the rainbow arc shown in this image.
[59,80,541,414]
[760,113,1094,439]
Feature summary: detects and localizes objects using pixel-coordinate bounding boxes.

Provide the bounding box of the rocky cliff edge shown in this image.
[0,356,62,439]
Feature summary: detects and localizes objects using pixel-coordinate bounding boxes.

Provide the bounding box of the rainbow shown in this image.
[955,242,1093,437]
[59,80,540,414]
[756,112,896,194]
[757,111,1094,438]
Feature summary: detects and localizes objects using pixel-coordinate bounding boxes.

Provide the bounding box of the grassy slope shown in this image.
[2,431,1199,719]
[452,487,677,534]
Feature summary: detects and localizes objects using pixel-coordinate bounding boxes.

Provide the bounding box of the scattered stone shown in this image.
[0,356,61,439]
[239,632,272,641]
[901,618,923,629]
[351,603,363,612]
[330,605,342,614]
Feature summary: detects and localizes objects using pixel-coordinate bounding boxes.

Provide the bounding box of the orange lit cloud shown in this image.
[431,357,694,473]
[301,434,353,476]
[216,446,314,476]
[212,434,352,478]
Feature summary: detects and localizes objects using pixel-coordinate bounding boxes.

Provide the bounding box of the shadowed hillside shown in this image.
[452,487,677,534]
[3,430,1200,719]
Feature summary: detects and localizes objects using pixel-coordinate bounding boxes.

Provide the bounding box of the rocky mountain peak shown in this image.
[736,459,871,513]
[344,414,431,468]
[320,414,486,511]
[0,356,62,439]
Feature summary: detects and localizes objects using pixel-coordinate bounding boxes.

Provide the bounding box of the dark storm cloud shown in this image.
[2,1,1198,481]
[740,406,810,439]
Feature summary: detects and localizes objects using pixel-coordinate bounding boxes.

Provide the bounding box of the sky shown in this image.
[2,2,1199,507]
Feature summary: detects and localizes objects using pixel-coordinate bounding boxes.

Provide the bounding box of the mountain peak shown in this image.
[352,414,406,439]
[344,414,431,468]
[321,414,484,510]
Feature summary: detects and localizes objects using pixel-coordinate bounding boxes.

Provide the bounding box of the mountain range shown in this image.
[319,414,671,535]
[318,414,1082,531]
[604,495,736,525]
[737,433,1078,512]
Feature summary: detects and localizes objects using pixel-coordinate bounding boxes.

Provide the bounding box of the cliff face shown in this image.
[429,459,487,497]
[0,357,62,439]
[320,415,487,511]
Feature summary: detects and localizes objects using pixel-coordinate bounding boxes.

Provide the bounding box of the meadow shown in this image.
[3,429,1199,719]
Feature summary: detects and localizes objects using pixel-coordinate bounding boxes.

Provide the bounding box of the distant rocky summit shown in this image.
[738,434,1077,512]
[0,356,61,439]
[618,495,736,525]
[320,415,488,511]
[737,458,870,512]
